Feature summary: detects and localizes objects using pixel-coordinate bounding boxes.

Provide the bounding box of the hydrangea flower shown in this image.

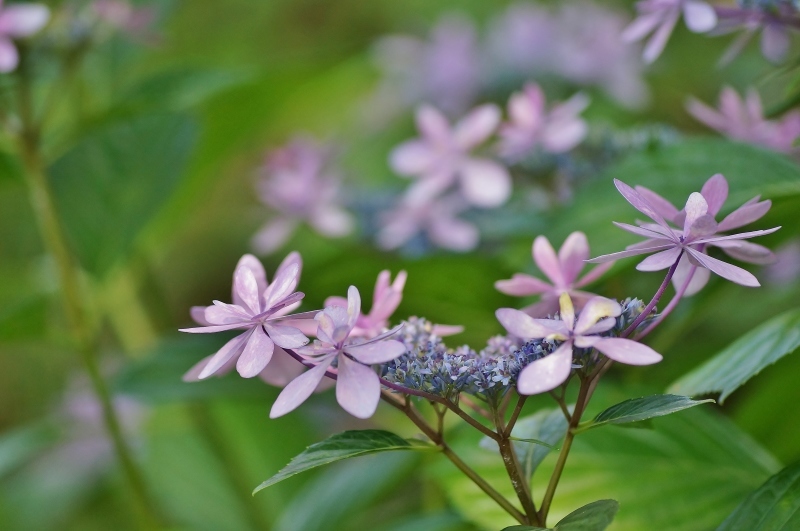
[588,179,780,287]
[252,137,354,254]
[634,173,775,294]
[270,286,406,419]
[687,87,800,153]
[495,232,613,317]
[390,104,512,208]
[622,0,718,63]
[499,83,589,159]
[180,253,310,379]
[0,0,50,72]
[714,2,799,64]
[496,294,662,395]
[92,0,155,38]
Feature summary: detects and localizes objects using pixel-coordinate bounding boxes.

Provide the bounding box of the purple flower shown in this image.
[0,0,49,72]
[499,83,589,159]
[714,3,799,64]
[687,87,800,153]
[622,0,718,63]
[633,174,776,294]
[497,294,662,395]
[92,0,155,38]
[588,179,780,288]
[252,136,354,254]
[180,252,310,379]
[270,286,407,419]
[495,232,613,317]
[390,104,512,208]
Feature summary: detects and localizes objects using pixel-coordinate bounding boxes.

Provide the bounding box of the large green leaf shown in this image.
[718,461,800,530]
[254,430,436,493]
[577,395,714,432]
[669,308,800,402]
[500,499,619,531]
[49,113,197,276]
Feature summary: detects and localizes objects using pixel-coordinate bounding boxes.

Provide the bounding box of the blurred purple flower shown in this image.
[252,136,354,255]
[180,252,310,380]
[0,0,49,72]
[714,3,799,64]
[486,3,554,74]
[497,294,662,394]
[92,0,155,37]
[270,286,406,419]
[588,179,780,288]
[687,87,800,153]
[764,239,800,284]
[496,232,613,317]
[390,104,511,208]
[622,0,718,63]
[635,173,776,295]
[499,83,589,159]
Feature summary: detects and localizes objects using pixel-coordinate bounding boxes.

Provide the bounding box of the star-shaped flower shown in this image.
[497,294,662,395]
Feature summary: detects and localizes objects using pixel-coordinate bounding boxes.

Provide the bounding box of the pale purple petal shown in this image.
[686,97,729,132]
[389,140,437,176]
[683,192,709,236]
[324,296,348,308]
[270,357,333,418]
[635,247,683,272]
[587,243,675,264]
[431,324,464,336]
[761,25,789,63]
[543,119,587,153]
[237,326,275,378]
[458,158,512,208]
[700,174,729,216]
[686,247,760,287]
[416,105,452,143]
[179,322,250,334]
[429,213,479,251]
[206,301,251,324]
[573,297,621,336]
[533,236,565,287]
[183,355,213,382]
[682,1,717,33]
[621,11,664,43]
[558,232,589,285]
[711,240,776,265]
[643,8,680,64]
[495,274,552,296]
[264,323,309,349]
[233,266,261,315]
[0,5,50,37]
[574,262,614,288]
[496,308,567,340]
[517,342,573,395]
[634,186,680,222]
[346,339,406,364]
[365,324,404,343]
[198,331,251,379]
[692,226,780,245]
[258,347,305,387]
[264,263,300,310]
[336,355,381,419]
[614,179,674,232]
[251,217,297,255]
[613,221,676,240]
[581,337,662,365]
[236,254,268,298]
[579,317,616,336]
[454,104,501,149]
[521,297,561,319]
[190,306,211,326]
[309,206,354,237]
[346,285,361,332]
[687,214,718,240]
[671,254,710,296]
[296,341,337,358]
[0,37,18,72]
[718,200,771,232]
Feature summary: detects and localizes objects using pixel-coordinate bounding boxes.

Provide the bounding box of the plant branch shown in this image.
[621,252,683,338]
[504,395,527,438]
[636,263,698,340]
[492,401,539,525]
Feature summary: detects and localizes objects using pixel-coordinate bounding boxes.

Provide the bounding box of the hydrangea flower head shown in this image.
[496,294,662,394]
[390,104,512,208]
[270,286,406,419]
[496,232,613,317]
[622,0,718,63]
[714,2,799,64]
[180,252,310,380]
[325,270,408,339]
[0,0,50,72]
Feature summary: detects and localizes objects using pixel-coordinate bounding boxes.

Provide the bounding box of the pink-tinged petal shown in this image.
[404,174,454,204]
[251,217,297,255]
[686,247,760,287]
[626,237,673,250]
[236,254,268,296]
[496,308,567,340]
[198,331,251,379]
[416,105,452,143]
[276,316,319,337]
[206,301,250,324]
[0,38,18,72]
[179,322,250,334]
[613,221,675,241]
[429,213,479,251]
[268,292,305,317]
[636,246,683,272]
[533,235,565,286]
[508,86,542,128]
[346,338,406,364]
[454,104,501,149]
[458,158,511,208]
[237,326,275,378]
[264,324,308,349]
[336,355,381,419]
[370,270,406,322]
[614,179,674,231]
[575,262,614,288]
[671,254,710,297]
[431,324,464,336]
[718,200,771,232]
[364,324,404,343]
[692,226,781,245]
[190,306,211,326]
[346,285,361,331]
[558,232,589,285]
[521,297,561,318]
[324,296,348,309]
[264,263,300,310]
[258,347,305,387]
[233,266,261,315]
[317,306,350,345]
[373,270,391,302]
[761,24,789,63]
[683,192,709,236]
[389,140,437,176]
[621,11,664,43]
[183,355,213,382]
[543,119,587,153]
[587,243,675,264]
[712,240,776,265]
[683,1,717,33]
[296,341,337,358]
[574,297,621,336]
[687,214,718,240]
[585,337,662,365]
[579,317,617,336]
[634,186,680,223]
[686,97,729,132]
[0,5,50,37]
[517,342,573,395]
[310,206,354,237]
[700,174,729,216]
[495,273,552,296]
[643,8,680,63]
[270,357,334,418]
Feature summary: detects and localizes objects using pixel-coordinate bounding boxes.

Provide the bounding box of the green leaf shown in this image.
[49,113,197,276]
[501,526,548,530]
[718,461,800,530]
[253,430,436,494]
[555,500,618,530]
[577,395,715,432]
[670,308,800,402]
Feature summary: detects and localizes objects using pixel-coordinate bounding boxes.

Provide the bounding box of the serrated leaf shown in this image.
[718,461,800,530]
[254,430,435,493]
[555,500,618,530]
[577,395,714,432]
[670,308,800,402]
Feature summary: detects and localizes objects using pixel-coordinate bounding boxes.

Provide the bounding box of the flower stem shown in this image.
[492,400,539,525]
[621,252,684,338]
[636,263,697,340]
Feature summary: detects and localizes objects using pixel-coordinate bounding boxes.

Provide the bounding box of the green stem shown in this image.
[493,400,539,525]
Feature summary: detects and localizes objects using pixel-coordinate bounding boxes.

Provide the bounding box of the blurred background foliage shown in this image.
[1,0,800,529]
